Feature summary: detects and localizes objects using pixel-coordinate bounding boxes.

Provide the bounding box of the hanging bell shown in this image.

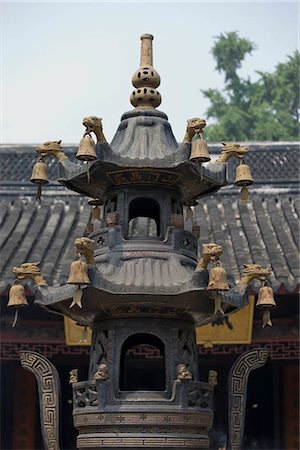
[256,283,276,328]
[67,259,90,285]
[76,134,97,161]
[7,283,28,307]
[30,159,49,184]
[235,160,253,202]
[68,257,90,308]
[207,262,230,291]
[190,134,211,162]
[7,282,28,328]
[30,158,49,201]
[235,160,253,186]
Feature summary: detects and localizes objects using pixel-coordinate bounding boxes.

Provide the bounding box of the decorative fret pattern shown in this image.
[19,350,60,450]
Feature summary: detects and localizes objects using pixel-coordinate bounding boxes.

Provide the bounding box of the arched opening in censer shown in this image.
[127,197,160,238]
[119,333,166,391]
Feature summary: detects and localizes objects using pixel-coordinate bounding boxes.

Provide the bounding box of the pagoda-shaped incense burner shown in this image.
[14,34,272,450]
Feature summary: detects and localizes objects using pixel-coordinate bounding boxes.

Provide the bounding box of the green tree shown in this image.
[202,32,299,141]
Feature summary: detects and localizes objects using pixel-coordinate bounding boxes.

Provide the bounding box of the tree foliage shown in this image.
[202,32,299,141]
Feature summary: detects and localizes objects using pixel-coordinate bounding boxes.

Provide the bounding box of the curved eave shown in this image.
[58,159,227,203]
[33,267,248,327]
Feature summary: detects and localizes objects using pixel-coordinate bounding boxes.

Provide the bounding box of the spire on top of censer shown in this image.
[130,34,161,109]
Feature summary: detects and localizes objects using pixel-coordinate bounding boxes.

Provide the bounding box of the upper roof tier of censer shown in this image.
[8,33,274,330]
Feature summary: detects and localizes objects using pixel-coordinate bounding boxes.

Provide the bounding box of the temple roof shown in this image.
[0,143,299,295]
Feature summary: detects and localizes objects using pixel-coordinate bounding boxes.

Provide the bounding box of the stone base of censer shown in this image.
[73,381,213,449]
[72,317,213,449]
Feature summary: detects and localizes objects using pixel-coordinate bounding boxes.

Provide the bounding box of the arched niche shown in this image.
[127,197,160,238]
[119,333,166,391]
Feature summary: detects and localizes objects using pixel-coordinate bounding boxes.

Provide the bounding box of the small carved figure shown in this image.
[82,116,106,144]
[69,369,78,384]
[237,264,272,288]
[216,142,248,163]
[196,243,223,271]
[36,140,68,161]
[183,118,206,144]
[176,364,193,381]
[208,370,218,387]
[93,363,108,381]
[13,262,47,286]
[74,237,95,265]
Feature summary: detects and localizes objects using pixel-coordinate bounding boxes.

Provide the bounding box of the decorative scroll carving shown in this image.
[228,348,269,450]
[73,381,98,408]
[19,350,60,450]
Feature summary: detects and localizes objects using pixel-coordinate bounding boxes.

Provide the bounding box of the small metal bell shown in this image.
[7,283,28,307]
[76,134,97,161]
[67,259,90,285]
[256,283,276,328]
[235,160,253,202]
[190,135,211,162]
[68,257,90,308]
[7,282,28,328]
[208,262,230,291]
[235,160,253,186]
[30,159,49,184]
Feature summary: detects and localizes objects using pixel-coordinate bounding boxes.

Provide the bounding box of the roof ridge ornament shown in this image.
[130,34,162,109]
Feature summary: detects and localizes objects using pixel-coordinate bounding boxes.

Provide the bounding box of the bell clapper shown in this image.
[12,308,19,328]
[262,308,272,328]
[86,161,92,184]
[70,285,83,309]
[240,186,250,202]
[214,293,225,315]
[80,326,88,343]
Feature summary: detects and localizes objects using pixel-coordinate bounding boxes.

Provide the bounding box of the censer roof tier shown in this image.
[55,34,227,202]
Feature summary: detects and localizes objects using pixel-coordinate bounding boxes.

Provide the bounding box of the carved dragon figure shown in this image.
[36,140,68,162]
[237,263,272,288]
[74,237,95,265]
[183,118,206,144]
[216,142,249,163]
[82,116,107,144]
[13,262,47,286]
[196,243,223,271]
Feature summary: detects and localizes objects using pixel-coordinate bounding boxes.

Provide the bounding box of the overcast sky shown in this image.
[1,1,298,144]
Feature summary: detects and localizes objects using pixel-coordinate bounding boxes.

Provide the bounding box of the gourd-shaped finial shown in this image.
[130,34,161,109]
